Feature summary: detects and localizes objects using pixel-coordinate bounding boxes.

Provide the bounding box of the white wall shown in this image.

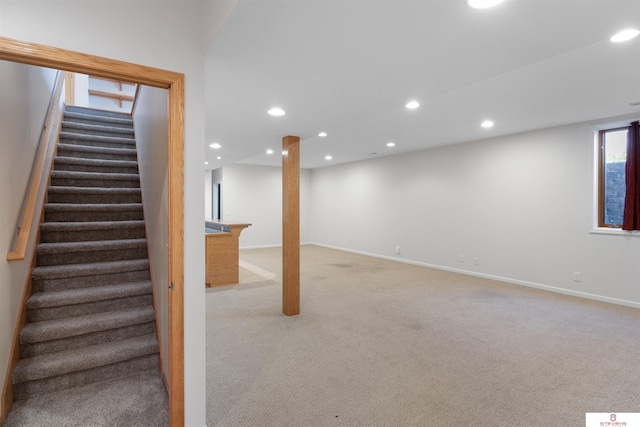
[310,120,640,307]
[0,62,57,414]
[0,2,215,424]
[221,164,311,248]
[134,85,170,383]
[73,73,89,108]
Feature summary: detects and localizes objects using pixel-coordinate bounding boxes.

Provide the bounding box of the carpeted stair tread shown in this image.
[56,142,137,157]
[47,186,142,204]
[12,333,158,384]
[36,238,148,266]
[61,121,135,136]
[54,156,138,169]
[59,132,135,146]
[26,281,152,310]
[40,220,144,232]
[64,110,133,127]
[47,186,141,196]
[19,306,156,345]
[65,105,132,120]
[32,259,150,281]
[40,220,146,243]
[37,238,147,255]
[44,203,142,214]
[50,170,139,181]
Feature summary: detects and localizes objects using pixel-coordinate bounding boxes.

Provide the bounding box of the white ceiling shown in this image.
[204,0,640,170]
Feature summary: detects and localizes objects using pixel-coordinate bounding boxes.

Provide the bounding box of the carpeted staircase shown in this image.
[11,105,160,401]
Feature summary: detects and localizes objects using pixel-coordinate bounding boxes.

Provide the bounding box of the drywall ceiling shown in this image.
[204,0,640,170]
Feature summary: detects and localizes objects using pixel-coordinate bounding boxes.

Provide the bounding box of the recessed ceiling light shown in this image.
[405,100,420,109]
[325,155,333,160]
[266,149,274,155]
[468,0,505,9]
[268,107,286,116]
[481,120,494,129]
[610,28,640,43]
[318,132,327,137]
[386,142,396,147]
[217,156,221,160]
[205,162,208,165]
[209,142,221,149]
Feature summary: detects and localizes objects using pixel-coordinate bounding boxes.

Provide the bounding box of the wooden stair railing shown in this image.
[88,76,137,108]
[6,70,66,262]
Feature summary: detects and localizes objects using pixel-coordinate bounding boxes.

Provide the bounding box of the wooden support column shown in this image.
[282,135,300,316]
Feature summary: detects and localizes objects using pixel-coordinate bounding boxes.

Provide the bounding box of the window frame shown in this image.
[597,126,628,229]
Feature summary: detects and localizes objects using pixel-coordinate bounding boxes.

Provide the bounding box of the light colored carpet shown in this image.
[206,245,640,426]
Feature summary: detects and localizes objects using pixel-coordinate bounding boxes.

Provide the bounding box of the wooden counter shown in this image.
[205,221,251,287]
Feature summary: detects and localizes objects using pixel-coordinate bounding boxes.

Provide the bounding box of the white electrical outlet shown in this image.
[459,255,464,263]
[474,257,479,265]
[574,272,581,282]
[395,246,401,254]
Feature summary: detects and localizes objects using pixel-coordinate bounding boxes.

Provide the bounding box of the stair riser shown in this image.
[60,129,134,140]
[59,137,135,150]
[56,147,137,162]
[20,320,155,357]
[63,117,133,130]
[49,177,140,188]
[62,120,134,138]
[45,209,143,223]
[37,246,148,267]
[65,106,131,120]
[13,354,159,400]
[40,227,146,243]
[33,269,150,293]
[47,192,142,204]
[53,162,138,174]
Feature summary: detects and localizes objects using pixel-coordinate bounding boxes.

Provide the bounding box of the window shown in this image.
[598,127,627,228]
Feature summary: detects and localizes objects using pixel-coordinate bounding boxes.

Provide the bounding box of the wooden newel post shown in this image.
[282,135,300,316]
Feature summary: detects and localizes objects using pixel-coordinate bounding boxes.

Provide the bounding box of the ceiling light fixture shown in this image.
[405,100,420,109]
[217,156,221,160]
[386,142,396,147]
[610,28,640,43]
[325,155,333,160]
[318,132,327,137]
[481,120,494,129]
[205,162,208,165]
[467,0,505,9]
[209,142,221,149]
[266,149,274,155]
[268,107,286,116]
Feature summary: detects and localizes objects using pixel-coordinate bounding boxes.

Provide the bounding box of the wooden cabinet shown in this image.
[205,222,251,287]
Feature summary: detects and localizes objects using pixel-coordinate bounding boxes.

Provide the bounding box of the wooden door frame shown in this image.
[0,36,185,426]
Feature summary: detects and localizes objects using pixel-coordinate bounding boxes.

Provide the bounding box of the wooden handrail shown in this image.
[6,70,66,262]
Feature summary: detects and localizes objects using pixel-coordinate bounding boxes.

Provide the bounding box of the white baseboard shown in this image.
[312,243,640,310]
[240,241,313,250]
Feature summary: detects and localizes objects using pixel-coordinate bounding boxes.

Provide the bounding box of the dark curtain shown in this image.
[623,121,640,230]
